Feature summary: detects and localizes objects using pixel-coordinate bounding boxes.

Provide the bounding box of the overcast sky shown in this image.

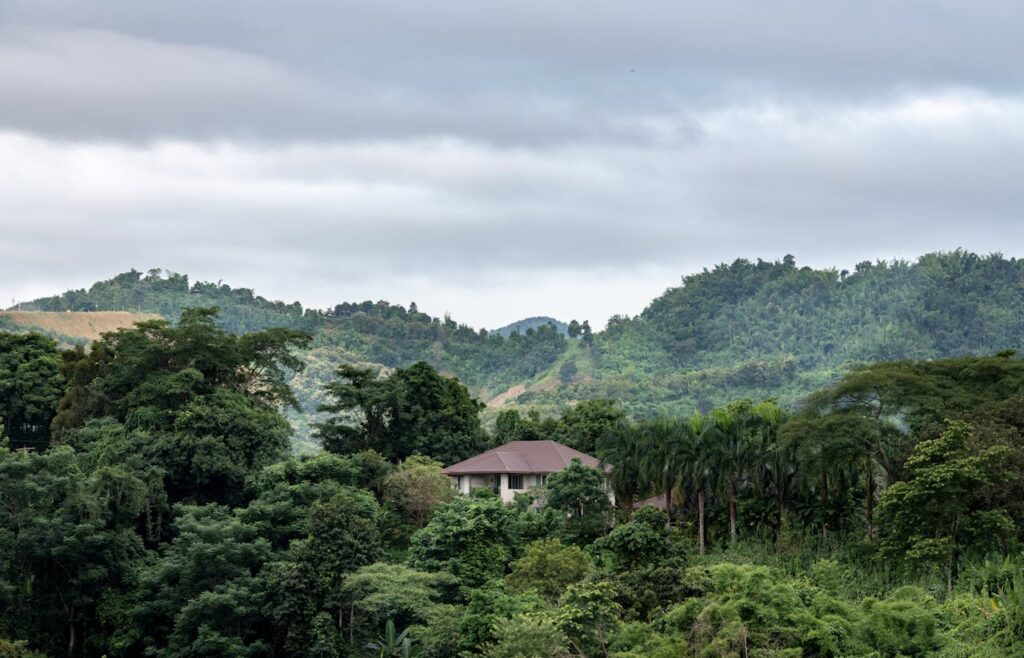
[2,1,1024,328]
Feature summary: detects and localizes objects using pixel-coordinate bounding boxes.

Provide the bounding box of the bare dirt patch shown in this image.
[486,383,527,408]
[0,311,159,342]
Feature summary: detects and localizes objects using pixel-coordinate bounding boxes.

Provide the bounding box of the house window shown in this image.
[509,474,524,490]
[537,474,547,486]
[456,475,463,491]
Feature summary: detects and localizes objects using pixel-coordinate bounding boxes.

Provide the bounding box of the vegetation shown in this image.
[15,251,1024,451]
[7,252,1024,655]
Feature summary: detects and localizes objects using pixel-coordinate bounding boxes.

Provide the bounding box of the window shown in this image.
[509,474,524,490]
[456,475,463,491]
[537,474,547,486]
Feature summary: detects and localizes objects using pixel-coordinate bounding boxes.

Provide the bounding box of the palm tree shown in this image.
[748,401,790,548]
[782,415,863,542]
[598,420,649,519]
[705,403,760,547]
[638,417,692,526]
[686,411,717,555]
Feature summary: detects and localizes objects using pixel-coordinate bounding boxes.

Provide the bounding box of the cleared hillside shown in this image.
[0,310,158,343]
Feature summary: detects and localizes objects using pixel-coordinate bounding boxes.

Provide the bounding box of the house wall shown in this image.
[450,473,547,502]
[450,473,614,506]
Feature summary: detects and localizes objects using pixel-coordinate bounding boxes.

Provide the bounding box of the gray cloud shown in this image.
[1,3,1024,327]
[3,2,1024,142]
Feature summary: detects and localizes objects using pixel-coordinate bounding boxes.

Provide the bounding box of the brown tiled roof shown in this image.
[442,440,602,475]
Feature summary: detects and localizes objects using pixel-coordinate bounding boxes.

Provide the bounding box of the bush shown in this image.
[506,539,593,602]
[482,614,570,658]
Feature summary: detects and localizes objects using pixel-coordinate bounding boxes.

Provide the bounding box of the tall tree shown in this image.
[747,401,790,547]
[638,417,691,526]
[0,446,145,657]
[554,399,626,455]
[0,332,65,450]
[52,307,309,438]
[545,459,612,545]
[878,420,1015,593]
[704,403,757,546]
[688,412,719,554]
[51,309,309,510]
[597,420,648,518]
[383,456,455,529]
[315,361,485,464]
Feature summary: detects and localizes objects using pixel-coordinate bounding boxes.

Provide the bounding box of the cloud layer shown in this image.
[2,2,1023,327]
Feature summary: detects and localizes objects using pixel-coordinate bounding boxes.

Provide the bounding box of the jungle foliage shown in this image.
[18,251,1024,443]
[6,252,1024,656]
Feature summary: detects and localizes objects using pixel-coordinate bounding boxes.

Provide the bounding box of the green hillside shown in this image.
[16,250,1024,447]
[530,250,1024,416]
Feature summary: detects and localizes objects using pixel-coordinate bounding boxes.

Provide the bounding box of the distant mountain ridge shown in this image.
[11,250,1024,450]
[492,316,569,338]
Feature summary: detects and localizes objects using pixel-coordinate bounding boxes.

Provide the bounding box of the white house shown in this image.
[442,439,608,504]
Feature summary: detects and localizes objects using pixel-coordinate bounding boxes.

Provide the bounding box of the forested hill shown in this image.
[493,316,569,338]
[14,250,1024,428]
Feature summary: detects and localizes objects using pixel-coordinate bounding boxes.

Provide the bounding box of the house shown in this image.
[443,440,607,504]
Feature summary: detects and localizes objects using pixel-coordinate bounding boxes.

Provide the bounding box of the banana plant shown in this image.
[365,619,417,658]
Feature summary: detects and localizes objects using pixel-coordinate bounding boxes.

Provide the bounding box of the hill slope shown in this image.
[13,250,1024,446]
[0,310,158,345]
[493,316,569,338]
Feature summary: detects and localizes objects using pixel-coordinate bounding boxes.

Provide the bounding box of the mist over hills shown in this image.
[10,250,1024,447]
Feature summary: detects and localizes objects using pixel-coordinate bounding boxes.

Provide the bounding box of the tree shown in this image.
[782,410,877,541]
[241,452,390,549]
[270,488,384,654]
[555,399,625,455]
[315,361,486,464]
[338,563,455,648]
[556,580,620,657]
[482,614,569,658]
[128,504,272,655]
[878,421,1015,592]
[567,320,582,339]
[384,456,454,529]
[705,401,780,546]
[545,459,612,545]
[53,308,310,439]
[558,360,578,384]
[637,417,691,528]
[494,409,542,443]
[747,401,791,547]
[0,332,65,450]
[0,446,145,657]
[506,539,593,602]
[49,308,309,510]
[597,420,649,518]
[591,506,671,570]
[408,495,520,590]
[579,321,593,347]
[313,365,398,456]
[688,412,717,554]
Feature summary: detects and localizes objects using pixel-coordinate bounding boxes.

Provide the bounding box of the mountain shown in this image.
[492,316,569,338]
[11,250,1024,448]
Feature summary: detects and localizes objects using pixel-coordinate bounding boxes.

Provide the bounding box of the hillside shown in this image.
[492,316,569,337]
[0,310,158,345]
[13,250,1024,445]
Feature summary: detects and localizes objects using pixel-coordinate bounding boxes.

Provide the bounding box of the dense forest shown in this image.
[13,251,1024,449]
[4,305,1024,656]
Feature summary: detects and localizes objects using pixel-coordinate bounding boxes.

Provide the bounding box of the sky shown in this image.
[2,1,1024,329]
